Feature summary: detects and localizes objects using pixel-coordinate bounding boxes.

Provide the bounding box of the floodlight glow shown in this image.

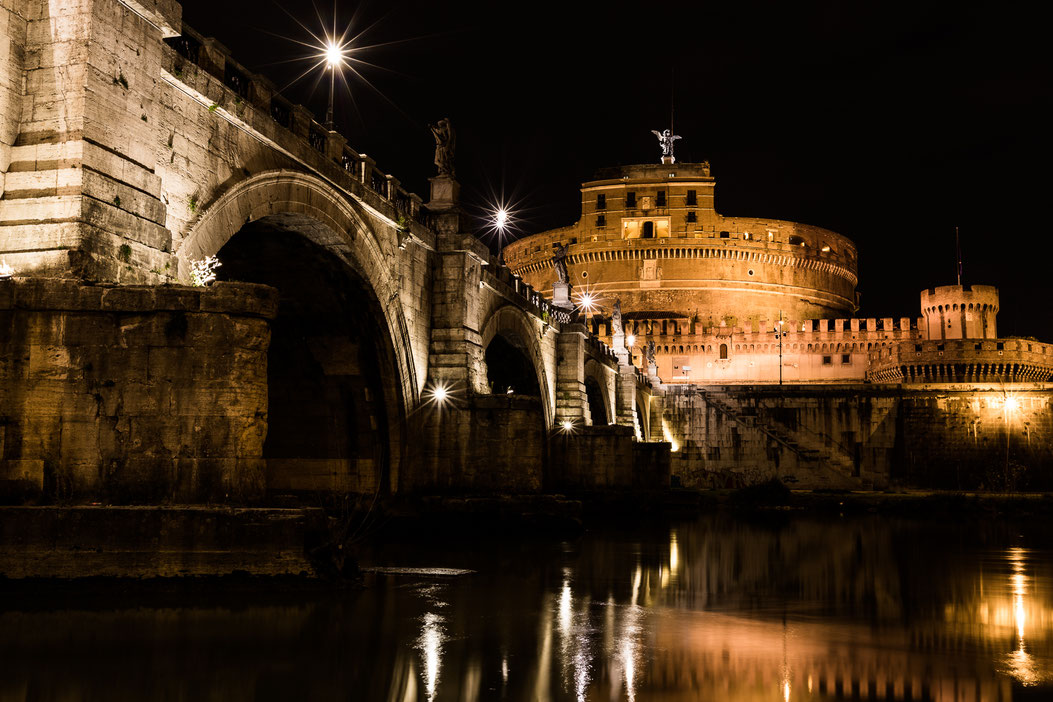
[494,209,508,229]
[429,384,449,405]
[0,259,13,279]
[561,419,574,433]
[579,292,597,313]
[1005,397,1019,412]
[626,334,636,347]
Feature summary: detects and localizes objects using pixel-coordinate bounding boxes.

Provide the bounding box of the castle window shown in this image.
[596,193,606,210]
[719,231,730,238]
[686,190,697,206]
[626,191,636,208]
[687,211,697,223]
[596,215,606,227]
[789,235,806,247]
[656,191,666,207]
[642,221,654,238]
[719,343,728,359]
[997,342,1004,350]
[975,343,982,350]
[743,232,751,240]
[822,355,832,365]
[915,344,923,352]
[841,354,851,364]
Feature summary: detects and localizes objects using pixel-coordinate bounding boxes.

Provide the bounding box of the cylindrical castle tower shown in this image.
[504,163,858,325]
[920,285,999,340]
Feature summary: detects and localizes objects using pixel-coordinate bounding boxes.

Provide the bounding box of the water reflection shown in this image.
[1,514,1052,701]
[417,612,444,701]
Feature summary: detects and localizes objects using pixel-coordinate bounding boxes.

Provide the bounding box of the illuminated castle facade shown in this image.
[504,162,1053,385]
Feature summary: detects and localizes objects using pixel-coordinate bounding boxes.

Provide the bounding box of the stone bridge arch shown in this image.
[583,358,614,425]
[178,170,422,494]
[179,170,420,407]
[480,305,555,429]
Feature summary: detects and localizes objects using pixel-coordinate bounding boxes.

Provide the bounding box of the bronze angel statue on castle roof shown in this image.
[652,128,681,162]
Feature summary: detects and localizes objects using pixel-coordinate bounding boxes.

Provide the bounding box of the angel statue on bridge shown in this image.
[646,340,657,366]
[651,128,682,163]
[552,242,570,284]
[430,118,456,177]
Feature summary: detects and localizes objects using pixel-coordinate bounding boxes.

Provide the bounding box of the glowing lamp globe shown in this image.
[325,42,341,68]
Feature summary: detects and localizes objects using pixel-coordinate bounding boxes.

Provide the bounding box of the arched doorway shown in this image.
[642,221,654,238]
[216,218,404,497]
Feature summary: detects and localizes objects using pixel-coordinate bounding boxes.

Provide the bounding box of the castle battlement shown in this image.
[869,337,1053,384]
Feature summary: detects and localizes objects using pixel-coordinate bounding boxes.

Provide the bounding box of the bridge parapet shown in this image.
[159,23,432,256]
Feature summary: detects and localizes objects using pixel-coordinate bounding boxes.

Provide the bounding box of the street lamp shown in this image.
[323,40,345,130]
[494,208,509,264]
[773,311,785,386]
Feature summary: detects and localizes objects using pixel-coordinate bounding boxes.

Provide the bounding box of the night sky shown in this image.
[177,0,1051,339]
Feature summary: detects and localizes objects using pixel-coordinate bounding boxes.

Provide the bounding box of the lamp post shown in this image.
[774,311,785,386]
[494,208,509,264]
[1003,393,1018,491]
[324,41,342,130]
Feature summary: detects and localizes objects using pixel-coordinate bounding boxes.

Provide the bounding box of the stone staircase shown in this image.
[699,389,861,488]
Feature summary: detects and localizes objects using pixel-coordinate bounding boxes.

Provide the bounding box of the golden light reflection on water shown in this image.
[416,612,444,702]
[1004,548,1043,686]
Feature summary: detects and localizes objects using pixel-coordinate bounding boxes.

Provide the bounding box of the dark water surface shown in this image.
[2,512,1053,701]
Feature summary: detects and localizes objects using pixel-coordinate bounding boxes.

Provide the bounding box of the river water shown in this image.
[2,512,1052,701]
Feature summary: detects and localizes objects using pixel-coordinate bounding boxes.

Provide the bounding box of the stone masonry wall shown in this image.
[0,278,276,503]
[409,395,546,493]
[658,383,1053,491]
[895,389,1053,490]
[549,424,671,490]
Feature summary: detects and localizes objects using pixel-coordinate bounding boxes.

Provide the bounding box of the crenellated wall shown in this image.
[920,285,998,341]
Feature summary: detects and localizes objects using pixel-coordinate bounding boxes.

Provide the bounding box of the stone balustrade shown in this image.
[163,23,426,228]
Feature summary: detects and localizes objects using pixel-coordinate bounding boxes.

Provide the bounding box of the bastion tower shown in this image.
[503,161,859,327]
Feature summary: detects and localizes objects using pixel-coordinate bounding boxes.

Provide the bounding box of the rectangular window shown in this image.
[997,342,1004,350]
[743,232,751,240]
[975,343,982,350]
[687,211,697,223]
[686,190,697,206]
[841,354,851,364]
[625,191,636,208]
[719,231,730,239]
[595,215,606,227]
[656,191,666,207]
[915,344,923,352]
[822,355,832,366]
[596,193,606,210]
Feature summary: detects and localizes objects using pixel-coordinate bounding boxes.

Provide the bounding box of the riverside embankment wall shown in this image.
[657,384,1053,491]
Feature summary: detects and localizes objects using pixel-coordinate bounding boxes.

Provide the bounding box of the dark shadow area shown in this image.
[217,220,402,496]
[585,376,608,425]
[484,334,541,397]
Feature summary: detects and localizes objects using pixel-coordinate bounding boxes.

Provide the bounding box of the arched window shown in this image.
[719,343,728,359]
[642,221,654,238]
